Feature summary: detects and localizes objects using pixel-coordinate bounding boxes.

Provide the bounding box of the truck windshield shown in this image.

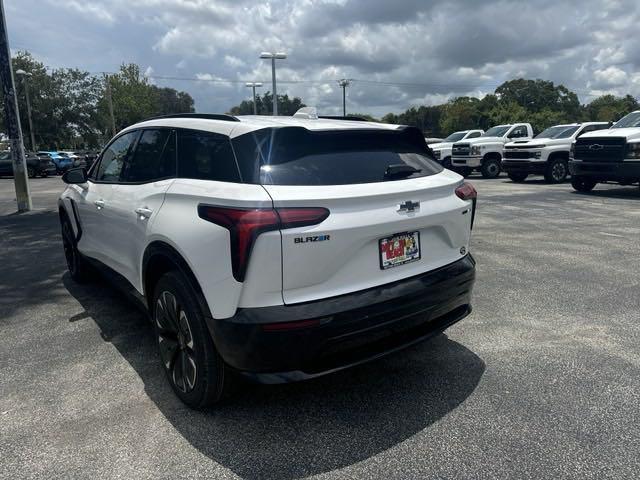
[232,127,443,186]
[443,132,466,142]
[483,126,510,137]
[535,126,578,139]
[611,111,640,129]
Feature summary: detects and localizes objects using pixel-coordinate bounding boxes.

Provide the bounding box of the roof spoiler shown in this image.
[318,115,368,121]
[144,113,240,122]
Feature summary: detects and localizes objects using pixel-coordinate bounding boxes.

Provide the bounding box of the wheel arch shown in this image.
[548,150,569,162]
[142,241,210,316]
[482,151,502,164]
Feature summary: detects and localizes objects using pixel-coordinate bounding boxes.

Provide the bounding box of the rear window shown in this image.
[232,127,442,186]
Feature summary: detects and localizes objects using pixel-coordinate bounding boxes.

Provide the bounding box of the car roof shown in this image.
[124,115,404,139]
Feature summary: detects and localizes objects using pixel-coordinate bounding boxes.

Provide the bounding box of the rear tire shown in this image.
[60,214,94,283]
[544,158,568,183]
[508,172,528,182]
[571,176,597,193]
[442,156,452,169]
[153,270,233,409]
[481,157,501,179]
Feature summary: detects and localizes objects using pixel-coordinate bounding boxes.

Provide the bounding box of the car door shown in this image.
[107,128,177,290]
[74,131,139,264]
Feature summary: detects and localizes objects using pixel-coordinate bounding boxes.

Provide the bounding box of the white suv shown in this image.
[59,113,477,408]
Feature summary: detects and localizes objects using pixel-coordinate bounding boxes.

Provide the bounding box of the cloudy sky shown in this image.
[6,0,640,116]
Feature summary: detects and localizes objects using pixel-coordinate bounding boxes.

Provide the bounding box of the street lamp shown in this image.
[245,82,263,115]
[338,79,352,117]
[15,69,35,151]
[259,52,286,116]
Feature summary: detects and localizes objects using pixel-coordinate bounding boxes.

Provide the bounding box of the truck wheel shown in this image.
[153,270,234,409]
[442,157,452,169]
[508,173,528,182]
[544,158,568,183]
[571,176,597,193]
[27,166,36,178]
[481,157,501,179]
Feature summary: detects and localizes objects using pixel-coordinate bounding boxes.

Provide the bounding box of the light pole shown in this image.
[15,69,35,151]
[245,82,263,115]
[338,79,351,117]
[259,52,286,116]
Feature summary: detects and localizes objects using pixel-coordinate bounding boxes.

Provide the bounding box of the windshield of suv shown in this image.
[535,125,578,139]
[232,127,443,186]
[443,132,466,142]
[611,111,640,129]
[483,126,510,137]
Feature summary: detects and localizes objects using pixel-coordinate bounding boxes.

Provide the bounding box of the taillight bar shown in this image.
[198,205,329,282]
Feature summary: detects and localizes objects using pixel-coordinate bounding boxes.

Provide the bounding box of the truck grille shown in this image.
[574,137,626,162]
[504,150,534,159]
[452,144,470,156]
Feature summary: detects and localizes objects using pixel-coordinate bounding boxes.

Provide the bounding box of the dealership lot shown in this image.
[1,177,639,479]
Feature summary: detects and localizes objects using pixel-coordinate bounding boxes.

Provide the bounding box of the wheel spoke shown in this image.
[158,335,179,369]
[156,293,179,333]
[184,352,197,390]
[178,311,195,351]
[172,351,186,392]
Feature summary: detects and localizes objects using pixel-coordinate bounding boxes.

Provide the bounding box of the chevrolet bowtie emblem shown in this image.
[398,200,420,213]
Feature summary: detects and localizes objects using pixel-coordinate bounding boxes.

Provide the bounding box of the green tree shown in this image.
[495,78,580,118]
[584,94,638,122]
[228,92,305,116]
[439,97,482,134]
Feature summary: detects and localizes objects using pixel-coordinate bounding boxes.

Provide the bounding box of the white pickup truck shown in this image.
[429,130,484,168]
[569,111,640,192]
[451,123,534,178]
[502,122,609,183]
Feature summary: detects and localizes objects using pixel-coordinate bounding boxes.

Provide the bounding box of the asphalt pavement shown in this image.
[1,175,639,479]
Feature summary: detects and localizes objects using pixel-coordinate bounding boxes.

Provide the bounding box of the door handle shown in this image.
[94,199,105,209]
[135,207,153,219]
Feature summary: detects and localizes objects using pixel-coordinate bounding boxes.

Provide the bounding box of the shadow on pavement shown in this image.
[570,186,640,200]
[64,273,485,479]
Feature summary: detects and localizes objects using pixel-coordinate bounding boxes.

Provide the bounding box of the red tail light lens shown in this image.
[198,205,329,282]
[455,182,477,201]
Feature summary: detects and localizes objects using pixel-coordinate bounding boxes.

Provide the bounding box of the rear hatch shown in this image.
[234,126,473,305]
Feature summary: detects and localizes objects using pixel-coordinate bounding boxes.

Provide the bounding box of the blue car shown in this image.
[37,151,74,174]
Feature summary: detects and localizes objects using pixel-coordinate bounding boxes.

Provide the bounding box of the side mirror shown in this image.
[62,167,88,184]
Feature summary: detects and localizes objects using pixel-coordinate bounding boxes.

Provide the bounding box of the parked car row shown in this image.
[429,111,640,191]
[0,149,101,178]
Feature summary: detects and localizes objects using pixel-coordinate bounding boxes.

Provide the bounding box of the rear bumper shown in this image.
[502,160,546,174]
[452,156,481,167]
[569,160,640,181]
[206,254,476,383]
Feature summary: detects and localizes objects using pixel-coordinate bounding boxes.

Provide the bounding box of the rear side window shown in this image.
[177,129,240,182]
[124,129,176,183]
[232,127,442,186]
[96,131,138,182]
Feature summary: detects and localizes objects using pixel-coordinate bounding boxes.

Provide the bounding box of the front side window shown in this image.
[177,130,240,182]
[123,129,176,183]
[443,132,466,142]
[95,131,138,182]
[483,126,510,137]
[467,131,482,139]
[508,126,528,138]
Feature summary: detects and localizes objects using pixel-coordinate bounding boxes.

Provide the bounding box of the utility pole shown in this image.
[0,0,31,212]
[105,74,116,136]
[260,52,286,115]
[16,69,35,151]
[245,82,263,115]
[338,79,351,117]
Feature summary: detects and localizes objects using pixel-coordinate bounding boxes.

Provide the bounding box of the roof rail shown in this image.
[145,113,240,122]
[318,115,368,121]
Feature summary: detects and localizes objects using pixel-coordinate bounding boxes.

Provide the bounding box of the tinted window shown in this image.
[467,131,482,138]
[124,129,176,182]
[234,127,442,186]
[443,132,466,142]
[96,131,138,182]
[578,124,608,136]
[177,130,240,182]
[483,126,510,137]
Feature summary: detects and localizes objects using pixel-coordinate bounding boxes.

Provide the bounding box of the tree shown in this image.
[228,92,306,116]
[584,94,638,123]
[495,78,580,118]
[439,97,482,133]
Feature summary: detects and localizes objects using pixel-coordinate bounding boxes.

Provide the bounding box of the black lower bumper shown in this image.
[502,160,546,174]
[569,160,640,182]
[207,255,476,383]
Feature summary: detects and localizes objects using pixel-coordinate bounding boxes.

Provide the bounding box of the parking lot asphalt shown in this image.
[1,175,639,479]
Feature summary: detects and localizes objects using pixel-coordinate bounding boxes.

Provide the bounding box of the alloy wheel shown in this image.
[155,291,197,393]
[552,162,566,182]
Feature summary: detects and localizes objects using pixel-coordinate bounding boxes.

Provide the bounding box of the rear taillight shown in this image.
[455,182,477,200]
[455,182,477,230]
[198,205,329,282]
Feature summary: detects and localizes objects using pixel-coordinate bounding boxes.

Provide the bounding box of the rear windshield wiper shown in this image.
[384,164,422,179]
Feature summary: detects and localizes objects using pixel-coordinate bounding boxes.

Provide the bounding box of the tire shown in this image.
[544,158,568,183]
[60,214,93,283]
[442,156,452,169]
[480,157,501,179]
[27,166,36,178]
[571,176,597,193]
[508,172,528,182]
[153,270,233,408]
[41,171,49,178]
